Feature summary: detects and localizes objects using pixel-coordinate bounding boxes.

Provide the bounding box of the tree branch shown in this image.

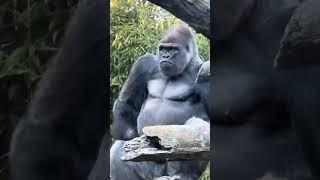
[147,0,210,38]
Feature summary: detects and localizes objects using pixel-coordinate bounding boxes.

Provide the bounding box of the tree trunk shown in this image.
[147,0,210,38]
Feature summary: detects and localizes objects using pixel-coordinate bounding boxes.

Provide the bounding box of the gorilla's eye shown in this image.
[186,45,190,52]
[171,47,179,51]
[170,47,178,52]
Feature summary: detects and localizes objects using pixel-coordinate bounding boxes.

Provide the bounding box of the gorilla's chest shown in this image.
[147,78,194,101]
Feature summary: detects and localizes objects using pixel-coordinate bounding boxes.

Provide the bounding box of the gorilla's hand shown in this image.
[111,55,157,140]
[185,117,210,127]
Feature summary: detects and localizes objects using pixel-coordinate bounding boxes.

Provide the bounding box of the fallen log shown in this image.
[121,117,210,162]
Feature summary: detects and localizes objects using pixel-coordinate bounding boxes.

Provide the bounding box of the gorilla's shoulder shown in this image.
[135,54,157,66]
[131,54,158,75]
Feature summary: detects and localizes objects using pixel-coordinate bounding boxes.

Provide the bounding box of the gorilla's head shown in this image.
[157,24,198,77]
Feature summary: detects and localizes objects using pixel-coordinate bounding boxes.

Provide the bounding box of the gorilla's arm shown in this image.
[197,82,210,119]
[111,55,157,140]
[196,61,210,118]
[9,0,107,180]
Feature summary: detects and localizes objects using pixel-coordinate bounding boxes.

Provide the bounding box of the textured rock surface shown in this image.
[275,0,320,68]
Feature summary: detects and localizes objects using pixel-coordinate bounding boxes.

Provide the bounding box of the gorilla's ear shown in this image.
[186,44,190,52]
[274,0,320,69]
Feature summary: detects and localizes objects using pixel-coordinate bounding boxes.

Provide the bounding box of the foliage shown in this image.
[0,0,78,179]
[110,0,210,108]
[200,163,210,180]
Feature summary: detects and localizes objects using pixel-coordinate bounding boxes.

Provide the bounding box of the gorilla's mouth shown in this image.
[160,61,172,64]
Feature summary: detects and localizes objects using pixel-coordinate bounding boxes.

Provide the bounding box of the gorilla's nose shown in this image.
[162,54,171,59]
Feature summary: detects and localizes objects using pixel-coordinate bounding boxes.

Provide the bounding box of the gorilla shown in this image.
[212,0,320,179]
[9,0,108,180]
[110,24,209,180]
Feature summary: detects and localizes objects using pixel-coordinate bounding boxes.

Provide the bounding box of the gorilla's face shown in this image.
[158,42,191,77]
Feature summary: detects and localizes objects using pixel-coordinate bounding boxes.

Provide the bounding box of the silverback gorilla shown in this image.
[9,0,108,180]
[212,0,320,179]
[110,24,209,180]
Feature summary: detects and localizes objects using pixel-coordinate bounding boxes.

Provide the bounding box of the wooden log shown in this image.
[154,175,181,180]
[147,0,210,38]
[121,117,210,161]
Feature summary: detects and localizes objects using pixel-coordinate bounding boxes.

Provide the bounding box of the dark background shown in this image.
[0,1,78,179]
